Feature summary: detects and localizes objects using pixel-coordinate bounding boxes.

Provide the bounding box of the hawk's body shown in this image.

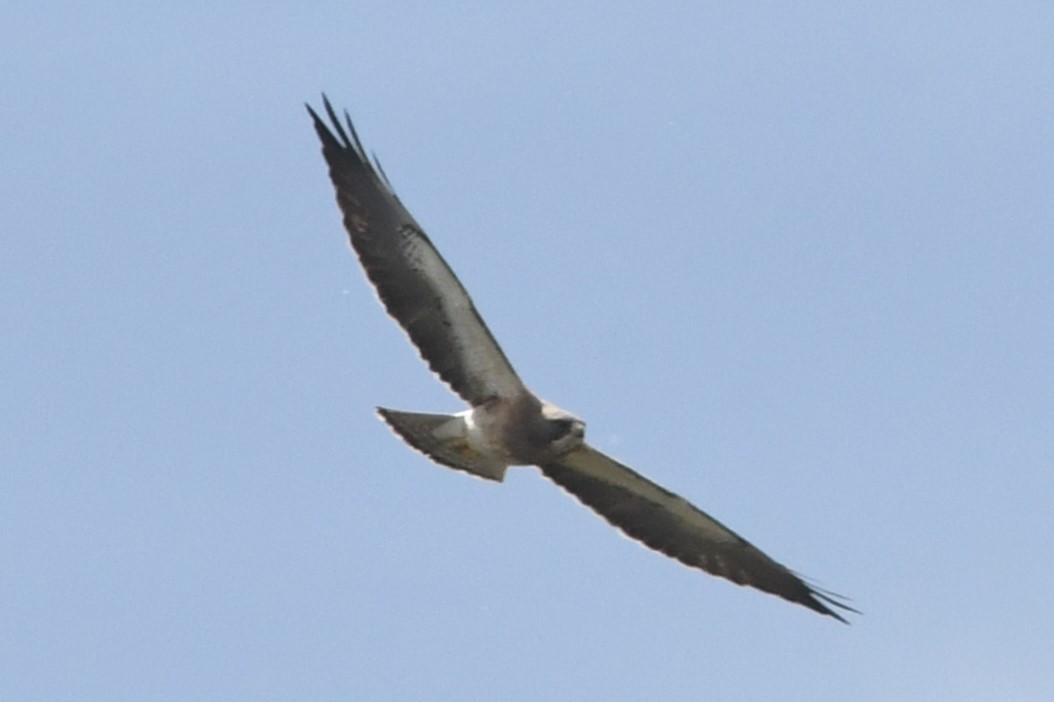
[308,97,856,623]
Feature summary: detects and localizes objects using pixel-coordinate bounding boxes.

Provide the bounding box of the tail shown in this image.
[376,407,509,482]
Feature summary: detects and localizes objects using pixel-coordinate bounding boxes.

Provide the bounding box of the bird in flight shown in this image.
[307,96,856,623]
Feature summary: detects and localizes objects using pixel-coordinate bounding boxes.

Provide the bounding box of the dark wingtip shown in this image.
[807,585,861,625]
[305,92,329,124]
[372,152,395,190]
[306,93,357,151]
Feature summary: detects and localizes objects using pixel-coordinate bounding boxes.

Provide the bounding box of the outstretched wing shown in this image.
[307,96,524,406]
[540,445,857,622]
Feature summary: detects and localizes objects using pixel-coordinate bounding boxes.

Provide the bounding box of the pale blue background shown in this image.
[3,3,1052,700]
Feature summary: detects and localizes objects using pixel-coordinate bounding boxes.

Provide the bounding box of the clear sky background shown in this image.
[3,3,1052,700]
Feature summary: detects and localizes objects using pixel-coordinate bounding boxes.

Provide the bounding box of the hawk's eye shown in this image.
[548,419,573,440]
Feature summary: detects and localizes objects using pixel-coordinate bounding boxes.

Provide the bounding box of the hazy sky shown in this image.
[3,3,1052,700]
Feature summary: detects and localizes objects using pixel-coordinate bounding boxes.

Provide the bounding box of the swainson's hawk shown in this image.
[307,96,856,623]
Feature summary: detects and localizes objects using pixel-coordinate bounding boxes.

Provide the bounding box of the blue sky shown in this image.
[3,3,1053,700]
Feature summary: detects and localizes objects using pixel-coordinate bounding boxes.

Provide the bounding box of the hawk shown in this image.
[307,96,856,623]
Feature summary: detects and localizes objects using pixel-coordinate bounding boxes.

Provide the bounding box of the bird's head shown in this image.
[540,402,586,455]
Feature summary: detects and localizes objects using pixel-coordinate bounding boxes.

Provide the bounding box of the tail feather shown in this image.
[376,407,508,482]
